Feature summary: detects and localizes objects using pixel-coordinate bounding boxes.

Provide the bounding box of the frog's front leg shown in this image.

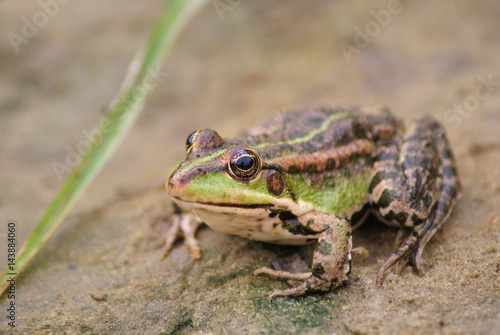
[369,117,460,285]
[254,212,352,300]
[160,204,203,260]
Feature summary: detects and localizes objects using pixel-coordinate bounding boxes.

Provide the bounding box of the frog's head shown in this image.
[167,129,302,215]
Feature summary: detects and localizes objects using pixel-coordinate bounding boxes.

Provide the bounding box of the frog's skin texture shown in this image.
[165,107,460,299]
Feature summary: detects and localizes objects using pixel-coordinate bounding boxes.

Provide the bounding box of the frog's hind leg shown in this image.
[409,138,461,273]
[369,117,460,285]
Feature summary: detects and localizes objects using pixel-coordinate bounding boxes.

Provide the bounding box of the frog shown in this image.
[164,106,460,299]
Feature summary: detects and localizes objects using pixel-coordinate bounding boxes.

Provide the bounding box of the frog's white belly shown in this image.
[172,199,319,245]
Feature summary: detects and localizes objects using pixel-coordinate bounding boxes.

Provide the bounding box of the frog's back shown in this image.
[237,107,401,162]
[229,107,402,217]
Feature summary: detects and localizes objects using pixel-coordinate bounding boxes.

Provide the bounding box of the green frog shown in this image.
[164,107,460,299]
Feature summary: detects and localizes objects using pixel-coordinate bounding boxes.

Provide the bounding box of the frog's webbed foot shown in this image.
[254,268,333,300]
[160,207,202,260]
[375,164,460,285]
[376,211,446,285]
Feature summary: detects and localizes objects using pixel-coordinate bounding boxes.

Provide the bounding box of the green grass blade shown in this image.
[1,0,210,297]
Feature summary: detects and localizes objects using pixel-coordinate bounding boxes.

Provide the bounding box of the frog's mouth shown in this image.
[170,197,318,245]
[170,196,274,215]
[170,196,314,219]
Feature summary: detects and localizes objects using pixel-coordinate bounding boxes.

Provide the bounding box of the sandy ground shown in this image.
[1,1,499,334]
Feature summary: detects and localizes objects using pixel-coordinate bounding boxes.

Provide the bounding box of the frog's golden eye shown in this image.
[228,149,261,181]
[185,130,201,152]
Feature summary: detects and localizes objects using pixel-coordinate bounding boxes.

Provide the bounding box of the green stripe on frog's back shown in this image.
[245,108,378,173]
[251,110,351,148]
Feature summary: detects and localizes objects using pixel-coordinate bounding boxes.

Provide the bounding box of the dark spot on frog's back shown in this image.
[307,164,318,174]
[288,166,300,174]
[279,143,295,153]
[300,141,316,153]
[352,121,369,139]
[325,158,336,171]
[333,131,351,146]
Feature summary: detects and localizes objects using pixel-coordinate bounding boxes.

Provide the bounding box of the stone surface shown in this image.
[1,1,499,334]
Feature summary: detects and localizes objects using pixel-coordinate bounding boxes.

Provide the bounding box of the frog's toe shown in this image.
[409,245,424,275]
[376,233,418,286]
[160,213,202,260]
[394,255,410,274]
[253,267,312,281]
[160,214,181,259]
[255,268,343,300]
[263,276,332,300]
[352,246,369,258]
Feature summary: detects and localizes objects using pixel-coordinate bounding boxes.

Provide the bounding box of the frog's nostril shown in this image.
[167,174,177,190]
[197,167,206,176]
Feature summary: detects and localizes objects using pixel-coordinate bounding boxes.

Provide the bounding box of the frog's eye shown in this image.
[228,149,261,181]
[185,130,201,152]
